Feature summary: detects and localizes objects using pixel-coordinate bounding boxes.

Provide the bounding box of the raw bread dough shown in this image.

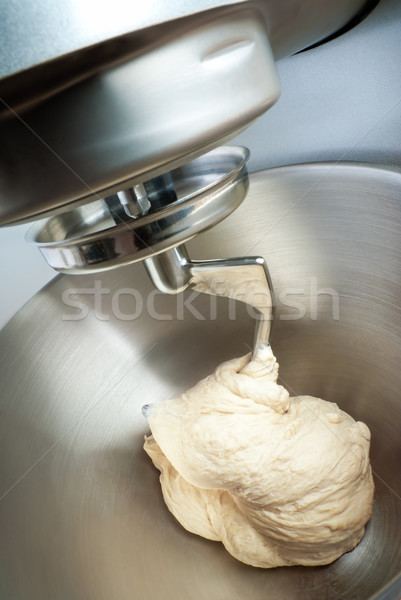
[144,346,374,568]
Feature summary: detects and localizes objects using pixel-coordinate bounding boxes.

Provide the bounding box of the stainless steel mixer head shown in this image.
[0,0,373,351]
[0,0,369,226]
[27,145,274,353]
[0,6,281,226]
[26,147,251,271]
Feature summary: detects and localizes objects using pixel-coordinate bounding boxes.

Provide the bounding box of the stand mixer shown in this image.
[0,0,376,352]
[1,1,401,599]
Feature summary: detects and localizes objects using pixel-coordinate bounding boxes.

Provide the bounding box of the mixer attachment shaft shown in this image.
[27,145,273,354]
[145,245,274,353]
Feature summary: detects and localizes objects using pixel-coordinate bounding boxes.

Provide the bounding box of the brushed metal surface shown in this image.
[1,163,401,599]
[0,7,279,226]
[0,0,369,225]
[0,0,367,79]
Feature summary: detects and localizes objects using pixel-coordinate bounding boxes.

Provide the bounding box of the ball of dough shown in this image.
[144,346,374,568]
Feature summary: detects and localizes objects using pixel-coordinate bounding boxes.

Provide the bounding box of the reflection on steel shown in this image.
[1,164,401,599]
[0,9,279,225]
[28,145,272,354]
[145,245,274,354]
[26,146,250,271]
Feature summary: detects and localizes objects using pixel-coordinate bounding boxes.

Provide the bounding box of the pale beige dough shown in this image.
[144,346,374,568]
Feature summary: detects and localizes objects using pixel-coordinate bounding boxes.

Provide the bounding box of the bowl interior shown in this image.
[1,163,400,600]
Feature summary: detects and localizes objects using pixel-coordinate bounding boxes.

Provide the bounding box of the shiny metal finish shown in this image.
[116,184,151,219]
[1,163,401,599]
[27,142,273,353]
[0,9,279,226]
[26,146,249,272]
[0,0,369,225]
[144,245,274,352]
[0,0,368,79]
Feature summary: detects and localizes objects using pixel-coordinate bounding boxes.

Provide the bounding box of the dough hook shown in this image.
[27,145,274,355]
[144,246,274,354]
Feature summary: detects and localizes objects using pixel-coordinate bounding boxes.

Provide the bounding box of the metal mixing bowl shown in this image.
[1,163,400,599]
